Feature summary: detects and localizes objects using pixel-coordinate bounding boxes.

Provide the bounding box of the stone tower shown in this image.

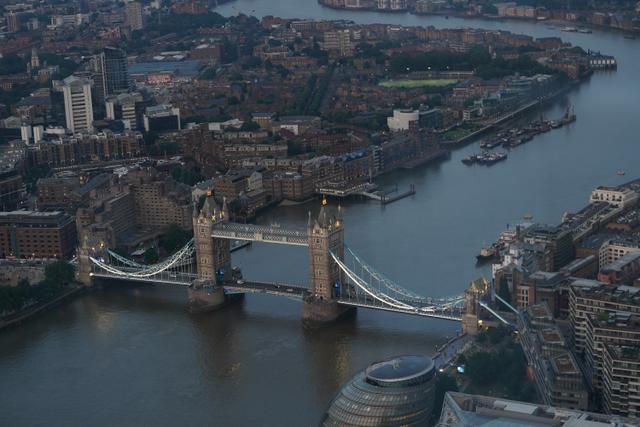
[302,200,354,326]
[189,194,231,312]
[461,277,490,335]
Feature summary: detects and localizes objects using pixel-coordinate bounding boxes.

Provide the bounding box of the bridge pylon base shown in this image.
[302,297,355,328]
[187,285,227,313]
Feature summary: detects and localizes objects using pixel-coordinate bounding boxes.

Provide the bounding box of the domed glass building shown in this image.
[321,355,437,426]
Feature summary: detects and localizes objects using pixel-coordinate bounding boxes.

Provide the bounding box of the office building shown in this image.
[62,75,94,134]
[0,211,77,259]
[97,47,131,101]
[105,92,144,130]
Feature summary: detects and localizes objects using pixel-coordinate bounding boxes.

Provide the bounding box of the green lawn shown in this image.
[380,79,458,88]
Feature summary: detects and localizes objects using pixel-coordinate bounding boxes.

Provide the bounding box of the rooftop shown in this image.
[439,392,637,426]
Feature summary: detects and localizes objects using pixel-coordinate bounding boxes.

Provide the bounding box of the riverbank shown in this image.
[440,80,579,148]
[315,1,640,36]
[0,285,85,332]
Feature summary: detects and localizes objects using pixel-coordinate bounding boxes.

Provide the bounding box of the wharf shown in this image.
[381,184,416,205]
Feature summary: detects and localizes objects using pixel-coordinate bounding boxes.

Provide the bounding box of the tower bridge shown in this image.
[78,196,496,328]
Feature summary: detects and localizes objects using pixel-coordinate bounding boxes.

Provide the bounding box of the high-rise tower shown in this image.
[62,75,94,134]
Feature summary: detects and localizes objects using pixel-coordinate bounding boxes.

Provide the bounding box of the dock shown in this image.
[381,184,416,205]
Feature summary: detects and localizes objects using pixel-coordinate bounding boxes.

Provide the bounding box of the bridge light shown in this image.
[322,196,327,206]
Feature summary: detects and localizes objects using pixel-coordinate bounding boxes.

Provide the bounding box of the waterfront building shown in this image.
[523,224,574,271]
[62,76,94,134]
[602,345,640,417]
[518,303,590,410]
[438,392,636,426]
[322,355,437,426]
[125,1,143,31]
[569,281,640,355]
[0,211,77,259]
[387,109,419,132]
[590,186,639,208]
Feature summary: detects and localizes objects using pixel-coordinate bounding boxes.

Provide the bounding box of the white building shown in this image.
[62,76,94,134]
[387,109,419,132]
[590,186,639,208]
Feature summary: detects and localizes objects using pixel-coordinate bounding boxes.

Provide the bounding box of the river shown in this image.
[1,2,638,426]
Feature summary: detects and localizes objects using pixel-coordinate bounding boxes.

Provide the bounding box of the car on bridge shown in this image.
[237,279,245,285]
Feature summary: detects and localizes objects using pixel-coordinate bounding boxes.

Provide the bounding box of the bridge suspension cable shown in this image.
[330,248,465,320]
[90,239,196,279]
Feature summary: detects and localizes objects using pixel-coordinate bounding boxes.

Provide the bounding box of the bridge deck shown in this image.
[337,299,462,321]
[224,281,309,299]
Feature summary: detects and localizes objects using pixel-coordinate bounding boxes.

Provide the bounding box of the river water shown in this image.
[1,2,638,426]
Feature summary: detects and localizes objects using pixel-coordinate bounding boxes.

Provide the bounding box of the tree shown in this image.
[43,260,75,285]
[240,120,260,132]
[144,247,159,264]
[160,224,192,253]
[432,373,459,423]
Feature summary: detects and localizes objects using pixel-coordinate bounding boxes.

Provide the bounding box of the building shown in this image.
[569,281,640,355]
[518,303,590,410]
[37,176,81,211]
[97,47,131,100]
[26,131,144,168]
[62,76,94,134]
[322,29,354,57]
[584,312,640,394]
[523,224,574,271]
[125,1,143,31]
[6,12,19,33]
[590,186,639,208]
[598,251,640,285]
[0,171,25,211]
[387,109,419,132]
[601,345,640,418]
[438,392,636,426]
[599,237,640,270]
[143,105,181,132]
[105,92,144,130]
[128,171,192,230]
[322,355,437,426]
[0,211,77,259]
[0,259,48,287]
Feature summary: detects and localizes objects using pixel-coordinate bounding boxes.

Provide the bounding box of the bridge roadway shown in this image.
[337,298,463,321]
[223,281,309,299]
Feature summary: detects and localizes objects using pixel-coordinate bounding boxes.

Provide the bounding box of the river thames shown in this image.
[1,2,638,426]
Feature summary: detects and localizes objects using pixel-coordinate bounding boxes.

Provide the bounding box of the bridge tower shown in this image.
[189,194,232,312]
[302,200,354,326]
